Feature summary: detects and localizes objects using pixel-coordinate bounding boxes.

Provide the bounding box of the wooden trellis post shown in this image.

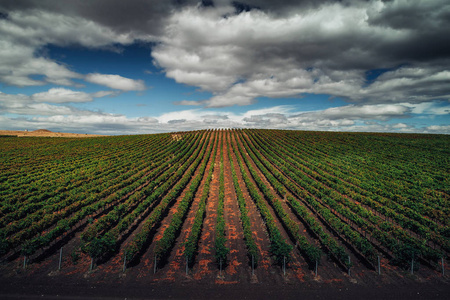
[377,256,381,275]
[251,255,254,276]
[123,255,126,273]
[315,260,318,277]
[348,256,351,276]
[58,247,63,271]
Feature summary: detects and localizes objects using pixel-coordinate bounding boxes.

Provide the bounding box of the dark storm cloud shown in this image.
[0,0,193,36]
[368,0,450,31]
[0,0,366,34]
[149,0,450,107]
[367,0,450,62]
[233,0,342,12]
[3,0,448,69]
[1,0,449,112]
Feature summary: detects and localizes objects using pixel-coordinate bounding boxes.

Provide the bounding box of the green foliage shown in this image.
[1,128,448,272]
[71,250,80,265]
[124,132,208,262]
[226,132,259,265]
[214,135,229,264]
[184,134,218,266]
[155,132,216,263]
[0,239,9,256]
[21,239,36,256]
[246,129,449,267]
[82,233,116,259]
[231,135,293,265]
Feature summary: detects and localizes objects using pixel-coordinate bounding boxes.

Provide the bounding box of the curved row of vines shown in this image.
[0,129,448,276]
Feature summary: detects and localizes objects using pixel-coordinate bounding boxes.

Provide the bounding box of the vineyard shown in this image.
[0,129,449,292]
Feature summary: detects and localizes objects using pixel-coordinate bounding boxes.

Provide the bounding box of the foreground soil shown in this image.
[0,129,106,138]
[1,247,449,300]
[0,272,449,300]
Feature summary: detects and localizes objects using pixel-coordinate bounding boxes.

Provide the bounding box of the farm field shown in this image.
[0,129,449,299]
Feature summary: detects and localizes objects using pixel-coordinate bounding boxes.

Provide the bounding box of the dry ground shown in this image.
[0,129,105,138]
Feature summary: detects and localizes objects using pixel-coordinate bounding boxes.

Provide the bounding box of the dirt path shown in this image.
[226,131,273,283]
[233,131,317,284]
[133,131,213,282]
[238,132,355,279]
[243,131,377,282]
[158,131,218,282]
[244,130,442,284]
[236,132,327,280]
[22,133,207,283]
[217,130,249,284]
[190,130,221,281]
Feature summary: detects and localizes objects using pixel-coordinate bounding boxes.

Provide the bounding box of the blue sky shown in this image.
[0,0,449,134]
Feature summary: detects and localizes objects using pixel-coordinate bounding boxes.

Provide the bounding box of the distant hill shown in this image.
[0,129,105,138]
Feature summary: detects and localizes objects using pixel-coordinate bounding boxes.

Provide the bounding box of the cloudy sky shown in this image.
[0,0,449,134]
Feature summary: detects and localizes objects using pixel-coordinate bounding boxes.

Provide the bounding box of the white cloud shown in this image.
[8,114,162,135]
[400,101,450,115]
[300,104,411,121]
[16,103,80,116]
[157,109,206,124]
[0,9,138,48]
[0,9,151,87]
[92,90,120,98]
[2,1,448,109]
[1,97,449,134]
[0,89,419,127]
[0,89,118,116]
[241,106,294,119]
[392,123,409,129]
[85,73,146,91]
[206,94,255,108]
[30,88,118,103]
[426,125,450,133]
[152,1,450,108]
[174,100,203,106]
[0,39,82,86]
[0,94,88,116]
[0,1,449,134]
[32,88,93,103]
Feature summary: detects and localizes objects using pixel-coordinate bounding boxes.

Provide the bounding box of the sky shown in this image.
[0,0,449,135]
